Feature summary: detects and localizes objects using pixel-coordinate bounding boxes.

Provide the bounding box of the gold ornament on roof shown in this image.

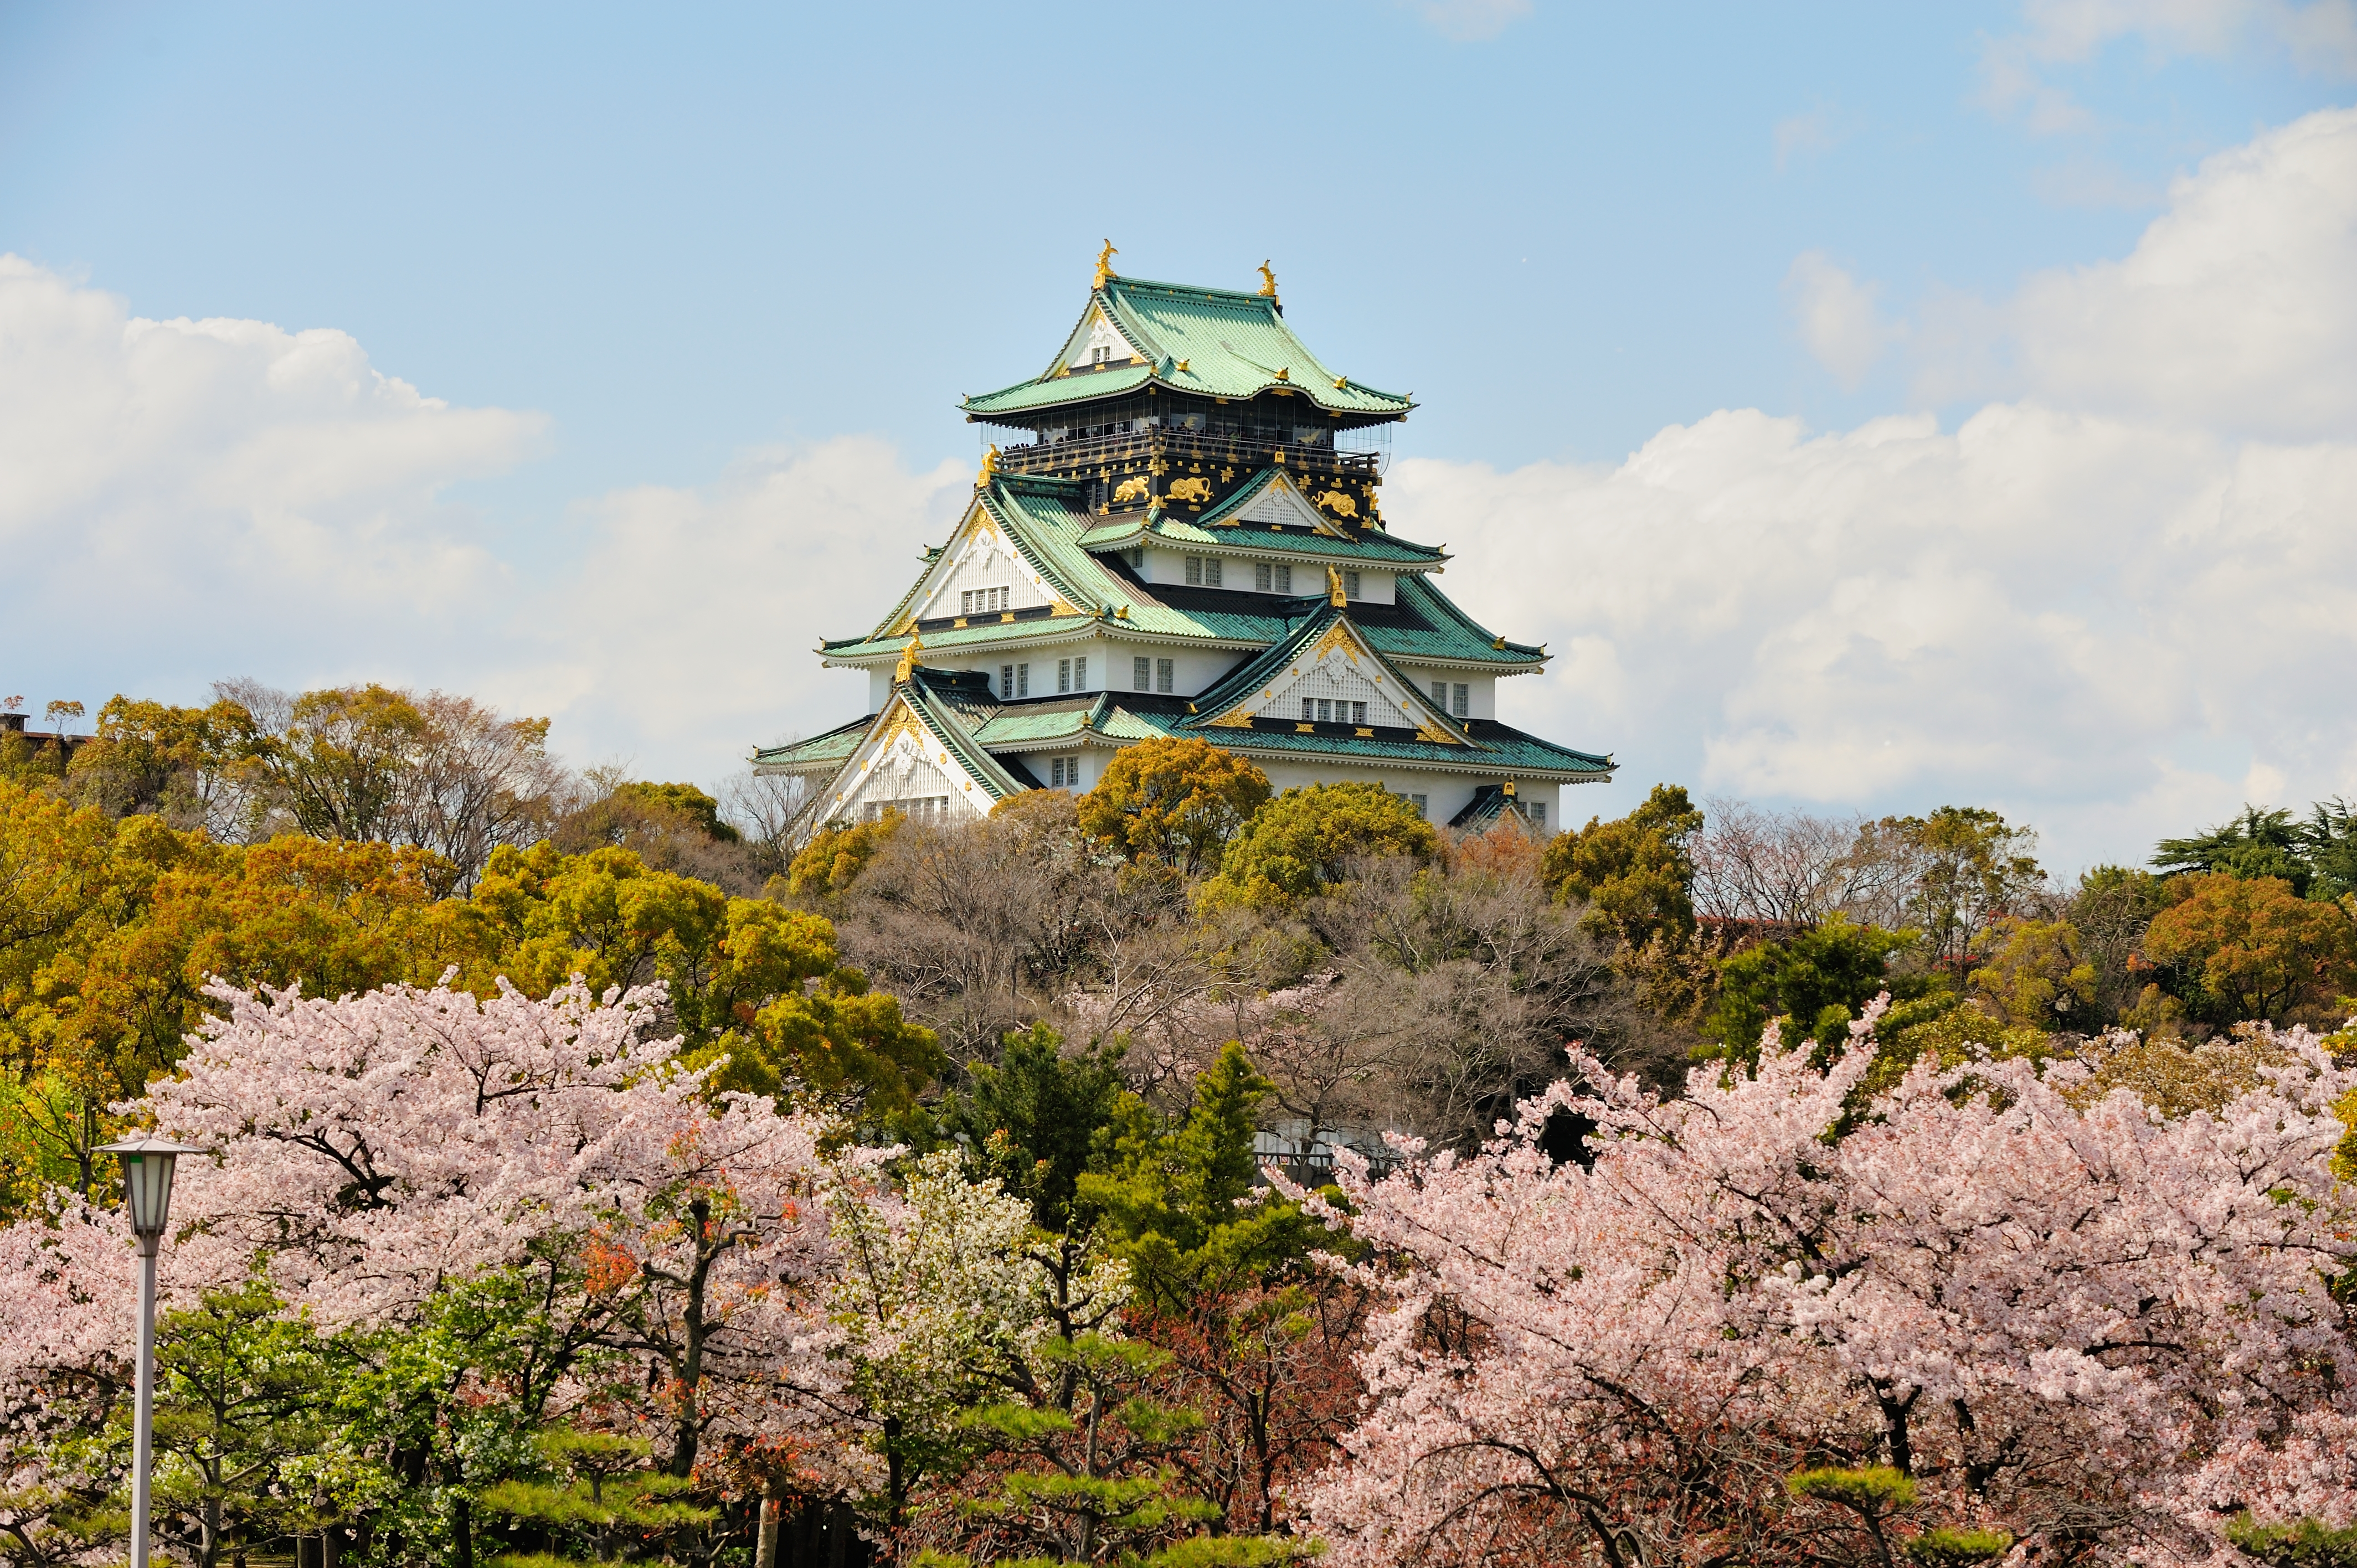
[1327,566,1347,607]
[1257,260,1278,300]
[979,444,1000,487]
[1315,488,1358,519]
[1095,240,1119,288]
[1167,476,1212,505]
[895,632,923,686]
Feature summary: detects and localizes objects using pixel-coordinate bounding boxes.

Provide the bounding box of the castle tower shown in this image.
[753,255,1613,831]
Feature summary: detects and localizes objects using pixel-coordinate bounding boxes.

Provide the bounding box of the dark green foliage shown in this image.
[908,1024,1131,1231]
[148,1279,334,1568]
[2302,798,2357,902]
[1701,919,1926,1062]
[2157,806,2312,894]
[1078,1043,1319,1310]
[2227,1515,2357,1567]
[478,1429,714,1564]
[1541,782,1702,950]
[1903,1527,2014,1566]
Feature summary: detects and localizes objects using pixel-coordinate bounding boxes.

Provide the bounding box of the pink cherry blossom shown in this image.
[1291,1004,2357,1566]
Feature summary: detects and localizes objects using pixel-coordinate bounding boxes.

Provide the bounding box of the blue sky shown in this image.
[5,1,2356,869]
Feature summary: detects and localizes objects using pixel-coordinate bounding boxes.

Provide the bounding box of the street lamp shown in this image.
[99,1133,208,1568]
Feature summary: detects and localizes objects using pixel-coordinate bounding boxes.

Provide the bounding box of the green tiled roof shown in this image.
[1128,704,1613,781]
[819,471,1541,672]
[750,714,870,772]
[961,276,1414,422]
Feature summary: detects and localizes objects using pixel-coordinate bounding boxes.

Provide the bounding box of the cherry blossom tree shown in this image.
[2,974,846,1566]
[1293,1003,2357,1566]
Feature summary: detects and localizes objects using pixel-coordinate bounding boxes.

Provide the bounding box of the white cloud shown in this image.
[549,441,969,770]
[1784,252,1903,389]
[1980,1,2357,133]
[0,252,961,786]
[1773,106,1852,171]
[2011,0,2357,72]
[1917,106,2357,439]
[1404,0,1532,43]
[0,256,547,683]
[1396,107,2357,866]
[6,99,2355,869]
[1391,406,2357,868]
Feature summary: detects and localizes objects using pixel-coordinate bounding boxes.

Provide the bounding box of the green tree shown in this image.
[1077,737,1272,878]
[2140,873,2357,1025]
[702,970,944,1120]
[1888,806,2046,976]
[1541,782,1702,950]
[2155,805,2312,895]
[787,812,905,898]
[63,697,260,827]
[147,1280,333,1568]
[910,1025,1130,1231]
[2300,799,2357,902]
[1702,919,1923,1061]
[255,684,435,843]
[1079,1044,1316,1311]
[1197,782,1439,913]
[1969,917,2097,1029]
[477,1430,713,1564]
[2225,1515,2357,1567]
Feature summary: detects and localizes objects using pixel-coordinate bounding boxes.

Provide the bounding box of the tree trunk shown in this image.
[754,1488,779,1568]
[451,1494,475,1568]
[826,1501,853,1568]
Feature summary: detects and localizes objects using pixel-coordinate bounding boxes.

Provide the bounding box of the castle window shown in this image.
[1186,556,1200,586]
[1074,656,1087,689]
[1411,794,1428,819]
[1253,561,1295,595]
[1183,555,1223,587]
[1352,701,1368,725]
[1002,664,1029,699]
[1156,658,1175,694]
[1529,802,1546,828]
[1058,659,1071,694]
[1050,756,1082,788]
[1453,684,1469,718]
[1317,699,1333,723]
[1134,656,1151,692]
[1430,680,1447,708]
[1344,571,1361,599]
[1275,564,1291,594]
[961,587,1008,616]
[1256,563,1270,592]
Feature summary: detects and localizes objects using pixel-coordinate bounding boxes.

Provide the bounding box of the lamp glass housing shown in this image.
[119,1151,177,1241]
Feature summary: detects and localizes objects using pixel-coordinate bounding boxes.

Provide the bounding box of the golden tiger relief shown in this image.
[1112,476,1151,505]
[1315,488,1360,519]
[1167,476,1213,504]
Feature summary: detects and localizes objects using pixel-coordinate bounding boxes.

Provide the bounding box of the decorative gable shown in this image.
[1225,622,1414,729]
[1224,471,1345,535]
[827,698,991,824]
[1062,307,1141,372]
[903,505,1064,627]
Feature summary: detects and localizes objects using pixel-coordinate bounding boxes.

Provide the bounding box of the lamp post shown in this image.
[99,1133,207,1568]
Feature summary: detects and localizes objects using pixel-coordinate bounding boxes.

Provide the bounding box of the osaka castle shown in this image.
[754,250,1614,831]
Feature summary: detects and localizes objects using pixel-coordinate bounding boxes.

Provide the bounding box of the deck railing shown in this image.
[997,427,1381,480]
